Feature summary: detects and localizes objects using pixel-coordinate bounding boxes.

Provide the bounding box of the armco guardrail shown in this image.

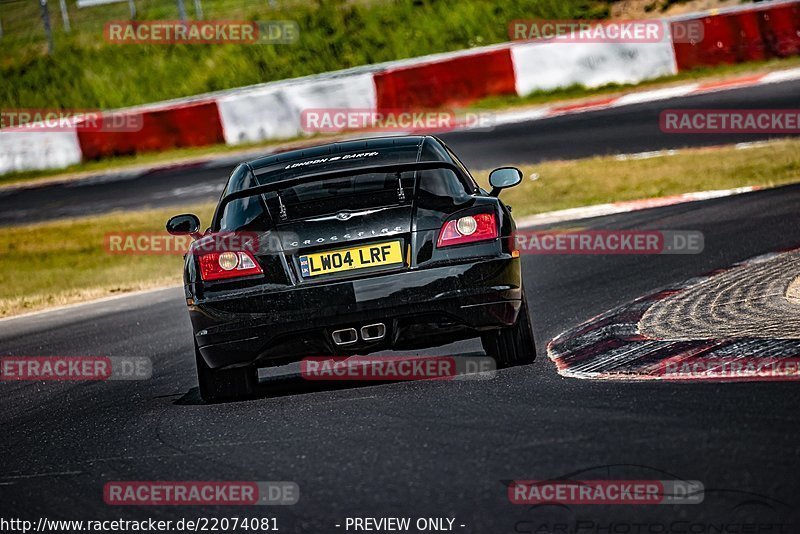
[1,0,798,175]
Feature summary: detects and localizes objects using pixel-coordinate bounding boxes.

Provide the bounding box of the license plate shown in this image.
[300,241,403,277]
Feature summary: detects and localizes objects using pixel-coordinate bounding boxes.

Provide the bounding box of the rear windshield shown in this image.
[268,171,415,221]
[216,168,469,232]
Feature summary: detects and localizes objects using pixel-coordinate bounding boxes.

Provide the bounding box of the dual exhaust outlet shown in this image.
[331,323,386,346]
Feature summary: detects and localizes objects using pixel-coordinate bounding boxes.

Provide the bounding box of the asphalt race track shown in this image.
[3,75,800,530]
[3,183,800,530]
[1,78,799,226]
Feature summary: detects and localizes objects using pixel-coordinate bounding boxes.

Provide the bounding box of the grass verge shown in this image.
[1,203,215,318]
[486,139,800,218]
[3,138,800,318]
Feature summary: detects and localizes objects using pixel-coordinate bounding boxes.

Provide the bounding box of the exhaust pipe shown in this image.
[360,323,386,342]
[331,328,358,346]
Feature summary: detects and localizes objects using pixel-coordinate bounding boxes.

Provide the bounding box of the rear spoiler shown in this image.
[213,161,461,228]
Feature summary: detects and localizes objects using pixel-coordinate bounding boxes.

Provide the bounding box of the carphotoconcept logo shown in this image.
[104,21,299,44]
[507,464,791,533]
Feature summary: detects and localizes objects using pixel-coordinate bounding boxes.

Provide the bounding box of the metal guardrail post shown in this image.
[176,0,187,21]
[59,0,70,32]
[39,0,54,54]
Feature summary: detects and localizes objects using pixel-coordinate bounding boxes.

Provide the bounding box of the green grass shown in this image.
[0,0,612,109]
[480,139,800,217]
[4,138,800,317]
[0,203,216,317]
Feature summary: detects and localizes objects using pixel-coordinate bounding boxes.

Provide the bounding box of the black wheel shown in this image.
[195,341,257,403]
[481,295,536,369]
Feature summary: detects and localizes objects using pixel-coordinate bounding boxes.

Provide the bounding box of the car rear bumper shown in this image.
[189,255,523,369]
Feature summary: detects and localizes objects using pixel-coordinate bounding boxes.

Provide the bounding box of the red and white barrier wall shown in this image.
[217,73,376,145]
[511,40,677,95]
[0,130,83,174]
[374,47,517,109]
[671,1,800,70]
[1,0,798,175]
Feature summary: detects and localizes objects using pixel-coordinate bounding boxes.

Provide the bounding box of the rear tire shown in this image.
[195,342,257,403]
[481,295,536,369]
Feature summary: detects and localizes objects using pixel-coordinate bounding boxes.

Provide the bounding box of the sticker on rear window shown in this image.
[284,151,379,169]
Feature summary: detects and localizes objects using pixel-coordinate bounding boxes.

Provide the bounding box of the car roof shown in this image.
[247,135,435,171]
[222,135,466,195]
[258,133,459,170]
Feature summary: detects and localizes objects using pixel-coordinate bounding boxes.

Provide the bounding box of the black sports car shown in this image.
[167,135,535,402]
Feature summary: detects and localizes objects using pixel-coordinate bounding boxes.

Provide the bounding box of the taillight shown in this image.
[197,251,263,281]
[437,213,498,247]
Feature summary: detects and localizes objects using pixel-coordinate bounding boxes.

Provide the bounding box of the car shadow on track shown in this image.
[172,350,496,406]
